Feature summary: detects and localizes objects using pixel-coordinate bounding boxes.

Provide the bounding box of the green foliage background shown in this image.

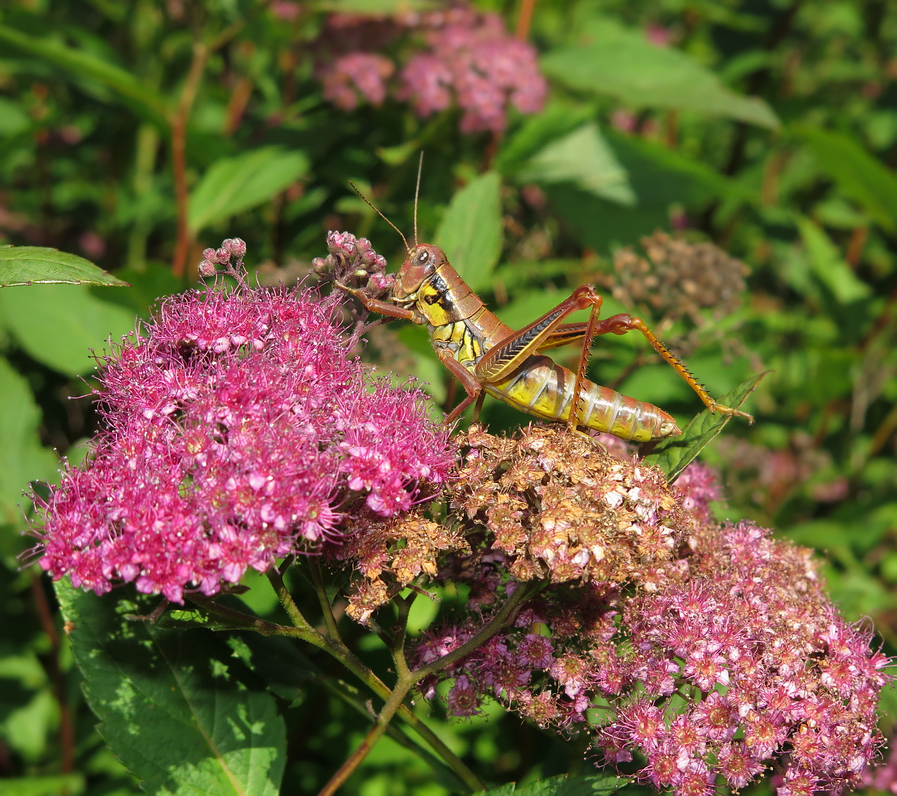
[1,0,896,794]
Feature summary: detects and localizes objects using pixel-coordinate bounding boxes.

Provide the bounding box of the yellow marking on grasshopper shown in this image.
[341,180,752,441]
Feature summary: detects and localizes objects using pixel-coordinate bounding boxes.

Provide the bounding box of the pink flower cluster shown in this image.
[409,442,890,796]
[31,245,454,604]
[314,4,547,133]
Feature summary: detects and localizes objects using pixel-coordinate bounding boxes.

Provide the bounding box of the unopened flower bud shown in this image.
[225,238,247,258]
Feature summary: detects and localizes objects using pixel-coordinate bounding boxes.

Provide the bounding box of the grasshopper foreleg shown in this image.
[439,351,485,425]
[334,282,418,322]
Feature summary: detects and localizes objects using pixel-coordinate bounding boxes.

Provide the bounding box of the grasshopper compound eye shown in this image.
[414,249,431,267]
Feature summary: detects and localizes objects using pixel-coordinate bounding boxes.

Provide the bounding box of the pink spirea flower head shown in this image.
[319,52,394,111]
[397,7,548,133]
[314,4,547,133]
[32,245,455,604]
[404,428,891,794]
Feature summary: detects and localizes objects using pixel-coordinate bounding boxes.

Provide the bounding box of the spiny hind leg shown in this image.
[588,313,753,422]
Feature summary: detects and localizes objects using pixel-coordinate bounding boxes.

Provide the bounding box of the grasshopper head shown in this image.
[394,244,444,299]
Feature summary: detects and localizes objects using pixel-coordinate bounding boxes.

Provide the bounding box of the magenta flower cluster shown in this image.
[314,4,548,133]
[410,455,890,796]
[32,241,454,604]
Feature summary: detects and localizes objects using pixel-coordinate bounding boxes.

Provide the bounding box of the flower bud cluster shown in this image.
[607,231,749,354]
[312,232,396,308]
[32,241,454,604]
[314,4,547,133]
[198,237,248,278]
[406,426,890,795]
[312,230,394,300]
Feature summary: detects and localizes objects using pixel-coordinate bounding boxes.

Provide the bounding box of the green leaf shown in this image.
[794,217,871,303]
[0,285,137,377]
[516,122,749,250]
[541,34,779,129]
[643,373,766,481]
[0,357,59,527]
[0,247,130,288]
[520,123,637,205]
[56,582,286,796]
[519,123,746,208]
[0,24,167,126]
[0,96,31,136]
[0,775,86,796]
[433,171,503,293]
[496,102,596,174]
[798,127,897,233]
[482,773,626,795]
[188,147,311,234]
[0,648,55,761]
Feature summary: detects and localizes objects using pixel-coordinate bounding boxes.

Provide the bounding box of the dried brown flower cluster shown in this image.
[334,512,469,624]
[336,425,687,622]
[451,425,692,585]
[608,231,749,347]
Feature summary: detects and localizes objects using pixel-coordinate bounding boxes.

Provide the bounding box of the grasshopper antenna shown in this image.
[414,151,424,246]
[348,181,411,254]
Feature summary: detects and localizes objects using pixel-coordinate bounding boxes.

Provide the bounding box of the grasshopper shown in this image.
[338,187,752,443]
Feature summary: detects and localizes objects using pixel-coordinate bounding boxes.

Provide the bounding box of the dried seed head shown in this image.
[450,425,691,586]
[607,231,749,353]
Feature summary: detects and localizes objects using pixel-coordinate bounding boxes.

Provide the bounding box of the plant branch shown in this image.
[266,566,314,633]
[307,558,342,641]
[318,672,426,796]
[391,592,414,679]
[415,581,542,679]
[170,40,208,279]
[319,581,541,794]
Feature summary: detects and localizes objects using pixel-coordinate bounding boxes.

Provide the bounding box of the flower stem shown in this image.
[266,567,316,634]
[318,672,422,796]
[415,581,542,679]
[307,558,343,641]
[319,581,540,794]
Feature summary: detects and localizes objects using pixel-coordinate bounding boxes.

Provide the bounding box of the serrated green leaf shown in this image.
[56,582,286,796]
[188,147,311,234]
[541,36,779,129]
[0,24,167,125]
[0,357,59,527]
[798,126,897,233]
[643,373,766,481]
[433,172,503,292]
[0,247,130,288]
[0,285,137,376]
[482,773,626,795]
